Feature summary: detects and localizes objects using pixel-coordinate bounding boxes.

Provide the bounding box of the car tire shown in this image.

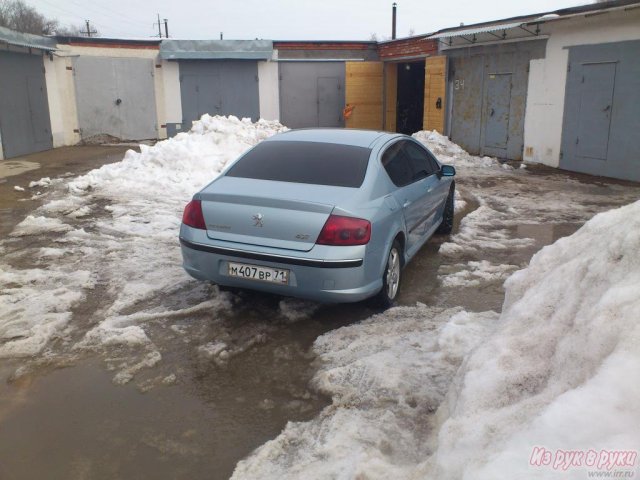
[373,240,402,309]
[436,184,455,235]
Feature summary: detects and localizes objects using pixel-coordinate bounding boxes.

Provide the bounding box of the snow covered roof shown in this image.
[0,25,56,52]
[159,39,273,60]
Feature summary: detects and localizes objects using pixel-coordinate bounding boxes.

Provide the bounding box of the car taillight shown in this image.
[316,215,371,246]
[182,200,206,230]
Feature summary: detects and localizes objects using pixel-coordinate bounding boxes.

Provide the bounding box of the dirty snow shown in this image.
[232,306,499,479]
[2,119,640,477]
[425,200,640,480]
[28,177,52,188]
[231,131,640,479]
[233,199,640,480]
[0,115,286,381]
[438,260,518,287]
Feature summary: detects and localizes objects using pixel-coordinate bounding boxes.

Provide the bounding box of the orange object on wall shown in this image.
[343,104,355,119]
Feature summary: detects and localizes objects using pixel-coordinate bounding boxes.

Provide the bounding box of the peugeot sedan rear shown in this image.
[179,129,455,306]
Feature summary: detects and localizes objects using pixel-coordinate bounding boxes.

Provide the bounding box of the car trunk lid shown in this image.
[199,177,355,252]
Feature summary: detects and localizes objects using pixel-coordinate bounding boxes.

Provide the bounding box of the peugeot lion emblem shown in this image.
[252,213,264,227]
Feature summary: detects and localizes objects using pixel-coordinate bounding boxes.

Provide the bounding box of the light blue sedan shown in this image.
[179,129,455,306]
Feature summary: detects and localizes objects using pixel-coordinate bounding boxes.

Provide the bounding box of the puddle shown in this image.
[0,161,40,179]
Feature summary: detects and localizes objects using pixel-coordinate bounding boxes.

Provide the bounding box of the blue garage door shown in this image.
[561,40,640,181]
[0,50,52,158]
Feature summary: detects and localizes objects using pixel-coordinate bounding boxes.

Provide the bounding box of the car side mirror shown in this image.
[440,165,456,177]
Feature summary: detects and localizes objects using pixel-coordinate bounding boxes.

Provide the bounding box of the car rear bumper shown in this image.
[179,236,382,304]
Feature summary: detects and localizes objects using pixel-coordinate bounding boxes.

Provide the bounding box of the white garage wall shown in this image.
[258,59,280,121]
[161,60,182,127]
[44,53,80,147]
[523,8,640,167]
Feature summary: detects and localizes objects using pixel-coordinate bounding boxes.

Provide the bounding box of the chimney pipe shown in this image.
[392,3,397,39]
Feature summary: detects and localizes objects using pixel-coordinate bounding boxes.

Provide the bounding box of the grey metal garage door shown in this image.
[179,60,259,124]
[560,40,640,182]
[279,62,345,128]
[447,41,546,160]
[0,50,52,158]
[73,57,158,141]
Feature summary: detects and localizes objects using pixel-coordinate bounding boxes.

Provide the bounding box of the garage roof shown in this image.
[427,22,525,39]
[0,26,56,52]
[160,39,273,60]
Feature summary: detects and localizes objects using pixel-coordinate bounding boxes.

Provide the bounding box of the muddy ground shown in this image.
[0,146,638,480]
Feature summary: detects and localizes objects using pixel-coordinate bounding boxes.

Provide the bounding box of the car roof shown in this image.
[265,128,400,148]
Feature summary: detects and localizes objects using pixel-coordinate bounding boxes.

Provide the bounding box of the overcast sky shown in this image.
[31,0,589,40]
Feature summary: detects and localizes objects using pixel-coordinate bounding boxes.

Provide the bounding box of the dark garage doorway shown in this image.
[396,61,424,135]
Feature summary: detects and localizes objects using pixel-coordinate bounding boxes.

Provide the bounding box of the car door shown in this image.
[402,141,449,239]
[381,141,430,254]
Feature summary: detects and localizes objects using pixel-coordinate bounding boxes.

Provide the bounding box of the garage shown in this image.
[179,60,260,123]
[560,40,640,182]
[442,40,545,160]
[342,37,443,135]
[275,41,378,129]
[73,56,158,141]
[0,28,54,159]
[160,40,273,128]
[279,61,345,128]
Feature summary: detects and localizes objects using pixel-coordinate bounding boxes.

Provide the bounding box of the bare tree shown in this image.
[0,0,58,34]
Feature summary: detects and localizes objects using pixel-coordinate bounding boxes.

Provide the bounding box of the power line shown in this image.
[36,0,148,38]
[66,0,149,30]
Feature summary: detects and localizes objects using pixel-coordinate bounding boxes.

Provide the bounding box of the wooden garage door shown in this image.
[423,56,447,134]
[345,62,383,130]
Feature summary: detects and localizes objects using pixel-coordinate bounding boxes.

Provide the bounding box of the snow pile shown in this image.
[232,306,499,479]
[427,199,640,479]
[0,115,286,378]
[28,177,52,188]
[233,200,640,479]
[413,130,498,169]
[438,260,519,288]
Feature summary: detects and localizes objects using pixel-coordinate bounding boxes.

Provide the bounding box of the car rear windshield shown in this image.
[225,141,371,188]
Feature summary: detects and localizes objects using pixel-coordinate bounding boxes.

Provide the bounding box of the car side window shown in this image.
[403,142,440,180]
[381,142,413,187]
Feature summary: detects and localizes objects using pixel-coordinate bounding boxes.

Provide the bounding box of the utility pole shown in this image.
[84,20,97,38]
[164,19,169,38]
[154,13,162,38]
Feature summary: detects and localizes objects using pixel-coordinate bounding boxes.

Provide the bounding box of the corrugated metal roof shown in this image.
[160,39,272,60]
[427,22,525,39]
[0,25,56,51]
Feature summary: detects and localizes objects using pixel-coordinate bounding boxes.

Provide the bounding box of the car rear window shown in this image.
[225,141,371,188]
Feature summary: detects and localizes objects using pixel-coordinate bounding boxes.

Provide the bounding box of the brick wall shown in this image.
[378,37,438,59]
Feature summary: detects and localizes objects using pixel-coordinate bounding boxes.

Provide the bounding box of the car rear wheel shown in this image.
[373,240,402,309]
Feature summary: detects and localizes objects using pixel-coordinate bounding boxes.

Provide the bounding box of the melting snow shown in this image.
[0,115,286,380]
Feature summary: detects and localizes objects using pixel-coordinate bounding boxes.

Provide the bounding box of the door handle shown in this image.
[115,98,122,106]
[489,108,495,116]
[403,200,412,208]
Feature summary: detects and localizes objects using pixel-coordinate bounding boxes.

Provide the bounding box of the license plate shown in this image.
[227,262,289,284]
